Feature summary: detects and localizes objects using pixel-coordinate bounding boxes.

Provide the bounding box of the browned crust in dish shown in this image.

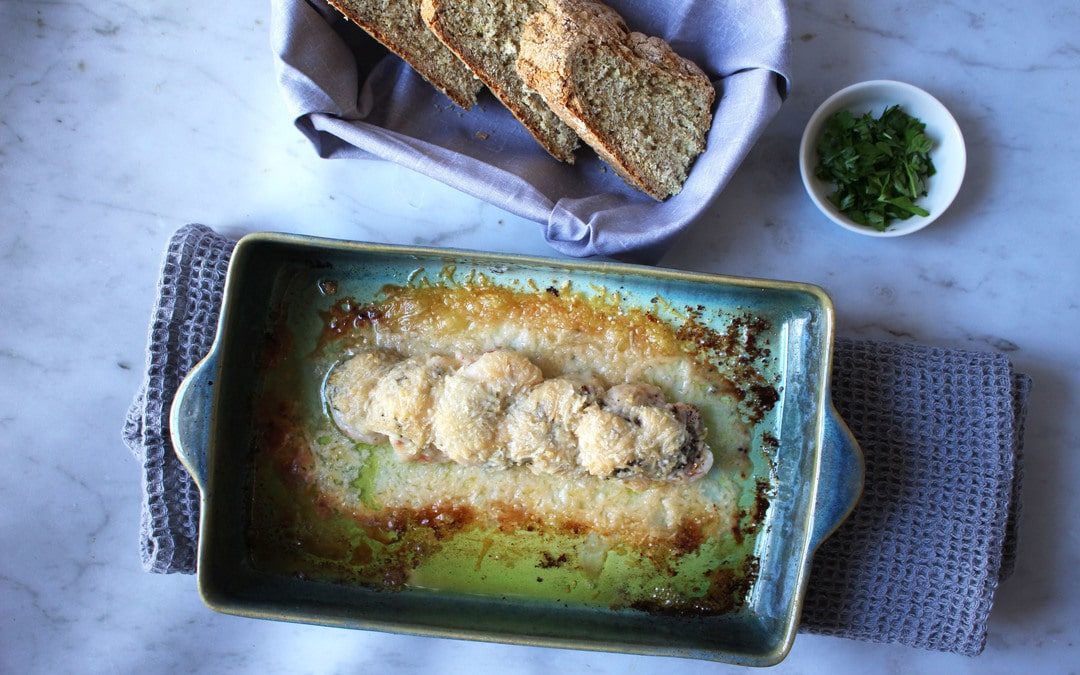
[256,399,730,561]
[327,0,482,108]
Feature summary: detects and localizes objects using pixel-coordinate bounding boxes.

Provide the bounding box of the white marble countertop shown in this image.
[2,0,1077,672]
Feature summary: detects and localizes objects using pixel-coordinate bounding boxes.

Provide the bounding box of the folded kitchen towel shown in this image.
[123,224,1031,656]
[269,0,790,260]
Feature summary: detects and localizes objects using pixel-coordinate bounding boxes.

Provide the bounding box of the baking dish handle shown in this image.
[809,404,865,552]
[169,351,219,493]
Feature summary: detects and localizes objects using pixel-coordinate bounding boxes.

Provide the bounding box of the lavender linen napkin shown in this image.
[269,0,790,260]
[124,225,1031,656]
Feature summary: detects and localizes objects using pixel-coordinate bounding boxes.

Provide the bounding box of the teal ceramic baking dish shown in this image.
[171,232,863,666]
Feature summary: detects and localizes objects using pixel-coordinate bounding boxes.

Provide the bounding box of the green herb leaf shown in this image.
[815,105,936,231]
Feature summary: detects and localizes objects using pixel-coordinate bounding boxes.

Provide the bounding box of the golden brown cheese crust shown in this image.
[577,383,696,478]
[505,376,600,473]
[432,350,544,465]
[327,348,712,481]
[326,350,400,444]
[364,353,460,460]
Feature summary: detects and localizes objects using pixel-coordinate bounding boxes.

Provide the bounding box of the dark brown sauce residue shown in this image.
[628,597,734,617]
[627,556,760,617]
[751,479,771,529]
[675,308,778,423]
[255,400,313,489]
[538,552,569,569]
[272,502,479,591]
[351,504,478,588]
[628,567,740,616]
[731,478,772,545]
[731,514,745,545]
[358,503,477,542]
[749,384,779,413]
[762,432,779,455]
[671,519,704,556]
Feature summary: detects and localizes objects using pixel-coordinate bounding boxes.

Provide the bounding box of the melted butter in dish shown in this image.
[249,273,778,613]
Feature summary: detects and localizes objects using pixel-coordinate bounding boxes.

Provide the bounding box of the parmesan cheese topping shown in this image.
[326,349,713,481]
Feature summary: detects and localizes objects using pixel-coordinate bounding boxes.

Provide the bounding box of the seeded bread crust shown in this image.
[516,0,715,199]
[327,0,482,108]
[420,0,579,163]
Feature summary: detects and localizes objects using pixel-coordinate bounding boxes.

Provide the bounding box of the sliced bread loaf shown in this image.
[516,0,716,199]
[328,0,482,108]
[420,0,579,162]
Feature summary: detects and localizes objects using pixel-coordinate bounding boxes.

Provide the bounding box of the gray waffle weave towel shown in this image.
[123,224,1031,656]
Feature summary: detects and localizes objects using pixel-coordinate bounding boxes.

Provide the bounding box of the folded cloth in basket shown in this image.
[269,0,790,260]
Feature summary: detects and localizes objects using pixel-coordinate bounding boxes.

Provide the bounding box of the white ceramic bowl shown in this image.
[798,80,966,237]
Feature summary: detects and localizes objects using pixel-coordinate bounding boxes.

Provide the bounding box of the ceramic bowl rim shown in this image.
[798,79,967,238]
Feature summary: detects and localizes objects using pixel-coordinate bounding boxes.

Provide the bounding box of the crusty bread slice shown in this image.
[516,0,715,199]
[328,0,482,108]
[420,0,579,163]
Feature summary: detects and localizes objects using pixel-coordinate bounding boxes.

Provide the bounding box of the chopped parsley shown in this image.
[815,105,936,231]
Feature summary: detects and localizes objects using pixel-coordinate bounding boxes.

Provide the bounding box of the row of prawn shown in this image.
[325,349,712,482]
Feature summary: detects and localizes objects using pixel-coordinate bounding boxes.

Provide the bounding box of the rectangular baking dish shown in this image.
[171,232,862,666]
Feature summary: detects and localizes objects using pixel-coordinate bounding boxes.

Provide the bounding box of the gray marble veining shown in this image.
[1,0,1078,672]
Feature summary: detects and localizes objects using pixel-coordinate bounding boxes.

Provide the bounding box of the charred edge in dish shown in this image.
[626,555,760,617]
[538,552,569,569]
[730,478,772,545]
[761,431,779,457]
[675,307,778,424]
[751,479,771,530]
[313,285,770,412]
[256,400,315,488]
